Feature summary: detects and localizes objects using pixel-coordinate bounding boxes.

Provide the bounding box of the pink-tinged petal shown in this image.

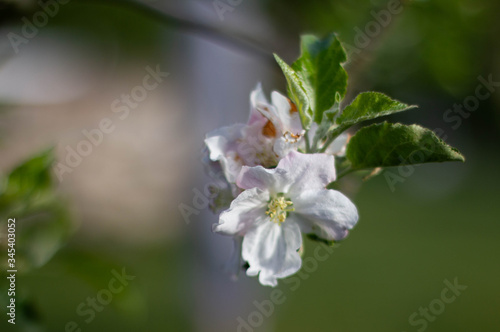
[276,151,336,196]
[252,89,281,136]
[273,136,301,159]
[271,91,303,136]
[292,214,350,241]
[204,124,245,160]
[242,220,302,287]
[205,124,246,183]
[241,116,274,158]
[249,83,271,125]
[213,188,269,236]
[292,189,358,241]
[236,165,289,195]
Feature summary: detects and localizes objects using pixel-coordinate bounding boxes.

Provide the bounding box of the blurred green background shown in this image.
[0,0,499,331]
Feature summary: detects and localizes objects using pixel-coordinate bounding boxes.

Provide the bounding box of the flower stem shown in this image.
[304,131,312,153]
[336,167,355,180]
[81,0,275,64]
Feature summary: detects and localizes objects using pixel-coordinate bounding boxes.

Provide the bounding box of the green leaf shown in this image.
[311,92,342,150]
[0,149,74,272]
[8,204,72,271]
[0,148,54,205]
[274,53,311,128]
[346,122,465,170]
[337,92,415,128]
[292,33,348,124]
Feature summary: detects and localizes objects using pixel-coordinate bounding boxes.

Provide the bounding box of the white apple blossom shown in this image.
[204,84,305,185]
[212,151,358,287]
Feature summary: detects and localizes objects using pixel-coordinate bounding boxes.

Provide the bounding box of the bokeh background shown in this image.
[0,0,499,331]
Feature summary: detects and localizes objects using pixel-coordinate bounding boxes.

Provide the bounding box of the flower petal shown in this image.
[250,83,272,126]
[205,123,246,183]
[213,188,269,236]
[273,136,301,159]
[242,220,302,287]
[292,189,358,241]
[276,151,336,196]
[205,124,244,160]
[271,91,303,136]
[236,165,289,195]
[326,132,349,156]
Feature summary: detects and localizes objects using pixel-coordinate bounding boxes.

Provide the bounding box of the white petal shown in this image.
[273,136,301,159]
[271,91,303,136]
[292,189,359,241]
[240,116,275,162]
[204,124,245,183]
[242,220,302,287]
[250,83,269,109]
[249,83,269,125]
[251,83,277,126]
[213,188,269,236]
[205,124,244,160]
[236,165,289,195]
[276,151,336,196]
[325,132,349,156]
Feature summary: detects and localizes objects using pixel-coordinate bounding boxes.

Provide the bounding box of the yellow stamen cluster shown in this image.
[266,196,294,225]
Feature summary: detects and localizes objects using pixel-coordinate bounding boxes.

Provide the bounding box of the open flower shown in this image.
[212,151,358,286]
[204,84,304,185]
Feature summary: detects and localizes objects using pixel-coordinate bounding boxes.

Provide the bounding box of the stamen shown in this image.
[266,196,294,225]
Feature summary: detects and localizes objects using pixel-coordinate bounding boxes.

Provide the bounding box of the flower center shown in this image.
[266,195,294,224]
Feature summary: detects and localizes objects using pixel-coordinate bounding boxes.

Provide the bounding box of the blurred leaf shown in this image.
[337,92,415,127]
[0,149,74,272]
[0,149,54,213]
[292,33,348,124]
[346,122,465,169]
[16,205,72,270]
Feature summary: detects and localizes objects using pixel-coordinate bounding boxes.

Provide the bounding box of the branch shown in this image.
[82,0,276,65]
